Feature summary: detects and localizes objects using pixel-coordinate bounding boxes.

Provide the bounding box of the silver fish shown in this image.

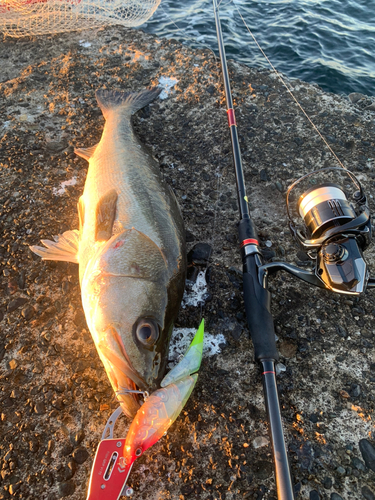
[31,88,186,417]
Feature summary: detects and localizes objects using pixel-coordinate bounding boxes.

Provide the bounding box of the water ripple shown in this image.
[140,0,375,95]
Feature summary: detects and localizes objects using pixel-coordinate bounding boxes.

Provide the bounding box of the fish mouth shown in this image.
[98,329,148,418]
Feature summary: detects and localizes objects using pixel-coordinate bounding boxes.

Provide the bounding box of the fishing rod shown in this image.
[213,2,294,499]
[212,1,375,499]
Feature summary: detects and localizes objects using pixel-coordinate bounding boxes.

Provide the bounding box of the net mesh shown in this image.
[0,0,160,37]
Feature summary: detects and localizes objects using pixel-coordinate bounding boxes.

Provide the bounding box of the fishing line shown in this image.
[158,1,236,241]
[230,0,348,171]
[158,1,231,317]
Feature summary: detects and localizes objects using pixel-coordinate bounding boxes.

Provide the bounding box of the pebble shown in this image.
[359,439,375,472]
[70,429,85,446]
[34,402,45,415]
[8,359,18,370]
[21,304,35,321]
[350,384,361,397]
[58,480,75,497]
[61,444,73,456]
[187,243,212,265]
[330,494,343,500]
[279,341,297,358]
[45,140,68,153]
[348,93,365,104]
[362,486,375,500]
[253,460,273,479]
[323,477,333,489]
[252,436,269,449]
[351,456,366,471]
[336,326,348,338]
[260,168,269,181]
[275,181,283,192]
[9,482,22,495]
[309,491,320,500]
[7,297,28,313]
[72,447,89,464]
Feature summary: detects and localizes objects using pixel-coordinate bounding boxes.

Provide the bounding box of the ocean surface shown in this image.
[141,0,375,96]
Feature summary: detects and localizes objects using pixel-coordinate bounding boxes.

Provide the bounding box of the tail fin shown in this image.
[30,230,79,263]
[95,87,162,120]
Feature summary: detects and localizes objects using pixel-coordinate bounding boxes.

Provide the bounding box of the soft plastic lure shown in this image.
[86,320,204,500]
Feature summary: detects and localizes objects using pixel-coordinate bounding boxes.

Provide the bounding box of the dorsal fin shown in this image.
[95,88,162,120]
[95,190,118,242]
[75,144,98,161]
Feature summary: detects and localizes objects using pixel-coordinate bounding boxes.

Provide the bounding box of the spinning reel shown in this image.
[260,167,375,294]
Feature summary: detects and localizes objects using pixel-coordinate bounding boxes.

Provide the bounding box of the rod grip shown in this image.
[242,255,279,362]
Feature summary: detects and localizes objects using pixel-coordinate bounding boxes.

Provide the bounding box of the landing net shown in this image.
[0,0,160,37]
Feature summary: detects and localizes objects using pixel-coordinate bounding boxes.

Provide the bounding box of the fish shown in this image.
[30,88,186,418]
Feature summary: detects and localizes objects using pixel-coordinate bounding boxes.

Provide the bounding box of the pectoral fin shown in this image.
[95,190,118,241]
[30,229,79,263]
[75,144,98,161]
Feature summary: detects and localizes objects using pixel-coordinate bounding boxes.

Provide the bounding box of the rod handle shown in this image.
[242,255,279,362]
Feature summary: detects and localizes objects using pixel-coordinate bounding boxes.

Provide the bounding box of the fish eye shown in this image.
[135,319,159,346]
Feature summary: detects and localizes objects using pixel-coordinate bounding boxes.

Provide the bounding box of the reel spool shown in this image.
[285,168,372,294]
[297,183,357,239]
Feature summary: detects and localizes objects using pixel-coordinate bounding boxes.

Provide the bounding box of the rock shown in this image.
[336,326,348,338]
[58,480,75,497]
[350,384,361,397]
[45,140,68,153]
[323,477,333,489]
[365,102,375,111]
[260,168,269,181]
[359,439,375,472]
[52,398,65,410]
[8,482,21,495]
[8,360,18,370]
[61,444,73,456]
[253,460,273,480]
[187,243,212,265]
[310,491,320,500]
[336,466,346,475]
[330,494,343,500]
[7,297,28,313]
[55,465,74,482]
[70,429,85,446]
[348,93,365,104]
[21,304,35,321]
[351,456,367,471]
[73,310,86,327]
[362,486,375,500]
[72,447,89,464]
[296,250,310,262]
[34,402,45,415]
[71,359,90,373]
[279,341,297,358]
[252,436,269,449]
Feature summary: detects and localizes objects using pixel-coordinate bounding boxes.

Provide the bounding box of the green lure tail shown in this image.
[161,319,204,387]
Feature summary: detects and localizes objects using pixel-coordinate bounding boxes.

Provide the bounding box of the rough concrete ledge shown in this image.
[0,26,375,500]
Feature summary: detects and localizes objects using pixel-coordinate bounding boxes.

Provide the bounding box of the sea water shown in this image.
[141,0,375,96]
